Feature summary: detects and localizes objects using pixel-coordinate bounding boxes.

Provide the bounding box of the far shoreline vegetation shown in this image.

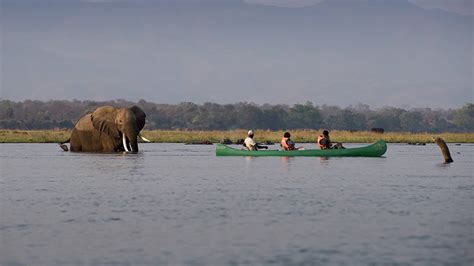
[0,100,472,143]
[1,129,473,144]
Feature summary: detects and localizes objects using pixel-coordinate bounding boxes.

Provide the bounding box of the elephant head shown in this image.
[91,106,147,152]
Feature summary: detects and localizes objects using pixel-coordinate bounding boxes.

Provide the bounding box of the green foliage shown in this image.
[2,129,473,143]
[285,102,322,129]
[0,100,472,132]
[400,111,424,132]
[452,103,474,131]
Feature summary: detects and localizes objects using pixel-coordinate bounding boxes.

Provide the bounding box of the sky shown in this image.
[1,0,473,108]
[247,0,474,15]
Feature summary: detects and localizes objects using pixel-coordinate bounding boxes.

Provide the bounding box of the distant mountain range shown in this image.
[1,0,472,108]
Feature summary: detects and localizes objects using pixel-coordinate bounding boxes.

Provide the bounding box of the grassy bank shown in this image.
[0,129,473,143]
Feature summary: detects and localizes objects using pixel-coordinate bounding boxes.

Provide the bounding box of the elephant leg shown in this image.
[69,130,83,152]
[99,134,120,152]
[83,131,103,152]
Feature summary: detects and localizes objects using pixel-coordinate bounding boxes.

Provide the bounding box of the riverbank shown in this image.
[0,129,473,143]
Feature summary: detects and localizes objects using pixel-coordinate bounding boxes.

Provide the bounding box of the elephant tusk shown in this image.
[122,134,130,152]
[139,134,151,143]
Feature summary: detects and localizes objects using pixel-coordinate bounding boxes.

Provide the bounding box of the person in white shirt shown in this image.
[243,130,268,151]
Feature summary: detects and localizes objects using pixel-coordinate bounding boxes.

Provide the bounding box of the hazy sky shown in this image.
[1,0,472,108]
[247,0,474,15]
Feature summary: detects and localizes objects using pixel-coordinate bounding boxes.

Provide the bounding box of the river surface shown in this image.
[0,143,473,265]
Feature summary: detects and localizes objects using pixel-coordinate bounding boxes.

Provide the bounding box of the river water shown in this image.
[0,143,473,265]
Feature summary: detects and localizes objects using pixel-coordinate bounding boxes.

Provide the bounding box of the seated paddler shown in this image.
[243,130,268,151]
[280,132,304,151]
[317,130,344,149]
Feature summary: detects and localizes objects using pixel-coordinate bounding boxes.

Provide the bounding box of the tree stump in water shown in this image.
[433,137,453,163]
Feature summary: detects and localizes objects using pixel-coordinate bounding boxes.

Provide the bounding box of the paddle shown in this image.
[256,144,268,150]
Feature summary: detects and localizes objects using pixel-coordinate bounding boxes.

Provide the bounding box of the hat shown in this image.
[248,130,254,136]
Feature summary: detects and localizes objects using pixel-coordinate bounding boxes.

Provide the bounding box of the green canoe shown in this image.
[216,140,387,157]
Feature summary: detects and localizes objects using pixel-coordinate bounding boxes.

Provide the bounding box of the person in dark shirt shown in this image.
[280,132,304,150]
[317,130,344,149]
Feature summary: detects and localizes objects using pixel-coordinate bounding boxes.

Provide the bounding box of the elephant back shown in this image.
[75,114,93,130]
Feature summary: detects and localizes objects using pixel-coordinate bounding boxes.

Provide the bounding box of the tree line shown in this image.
[0,99,472,132]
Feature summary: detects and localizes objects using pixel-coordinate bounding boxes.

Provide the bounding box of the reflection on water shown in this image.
[0,143,473,265]
[279,156,291,168]
[435,162,454,168]
[318,156,331,165]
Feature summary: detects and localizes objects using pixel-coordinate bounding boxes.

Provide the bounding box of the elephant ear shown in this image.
[129,106,146,131]
[91,107,120,137]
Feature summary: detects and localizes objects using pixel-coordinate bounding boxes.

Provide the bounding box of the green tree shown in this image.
[399,111,424,132]
[286,102,322,129]
[367,107,404,131]
[452,103,474,131]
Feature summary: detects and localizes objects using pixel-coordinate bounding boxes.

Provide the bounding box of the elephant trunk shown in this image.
[130,137,139,153]
[124,127,139,153]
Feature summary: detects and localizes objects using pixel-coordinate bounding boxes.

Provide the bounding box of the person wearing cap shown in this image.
[280,131,304,151]
[243,130,268,151]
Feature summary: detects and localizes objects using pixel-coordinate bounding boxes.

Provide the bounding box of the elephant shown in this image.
[59,106,150,153]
